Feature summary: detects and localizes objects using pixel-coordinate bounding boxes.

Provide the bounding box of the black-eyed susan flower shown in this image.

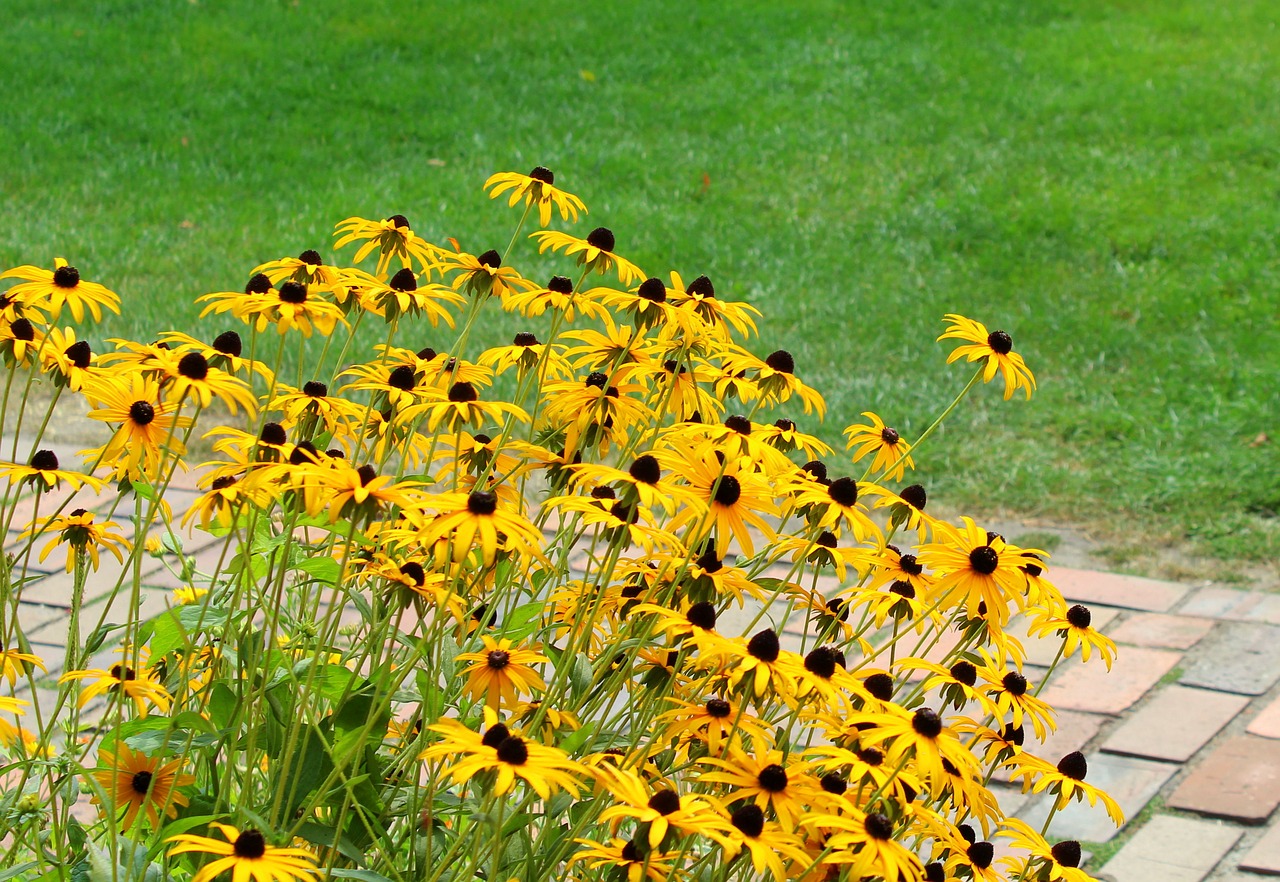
[457,636,548,708]
[1006,750,1124,826]
[845,412,916,481]
[166,823,319,882]
[805,809,924,882]
[699,747,822,830]
[664,446,778,558]
[477,331,571,380]
[252,248,344,287]
[438,248,537,301]
[0,450,104,492]
[977,658,1057,742]
[24,508,130,572]
[786,474,881,544]
[719,803,813,881]
[655,696,774,756]
[158,330,275,384]
[531,227,645,286]
[919,518,1041,627]
[333,213,440,273]
[1027,604,1118,670]
[0,317,43,365]
[60,662,172,717]
[485,166,587,227]
[0,647,45,687]
[40,327,101,391]
[348,266,465,324]
[996,818,1092,882]
[424,718,587,799]
[567,837,687,882]
[852,706,980,798]
[717,346,826,416]
[667,271,760,341]
[91,743,194,831]
[0,258,121,322]
[416,489,544,566]
[503,274,612,322]
[82,373,192,481]
[938,313,1036,400]
[400,380,529,433]
[159,351,257,414]
[597,766,736,849]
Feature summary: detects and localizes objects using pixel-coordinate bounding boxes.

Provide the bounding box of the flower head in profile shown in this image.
[23,508,130,572]
[938,314,1036,400]
[60,661,172,717]
[0,258,121,322]
[167,823,319,882]
[485,166,587,226]
[531,227,645,286]
[92,743,193,831]
[0,449,104,492]
[845,412,915,481]
[1027,604,1118,670]
[333,213,441,273]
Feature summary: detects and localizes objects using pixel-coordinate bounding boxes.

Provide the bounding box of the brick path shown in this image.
[5,446,1280,879]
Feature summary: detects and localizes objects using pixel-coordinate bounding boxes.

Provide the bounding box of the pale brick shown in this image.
[1107,612,1215,650]
[1041,647,1182,715]
[1240,821,1280,875]
[1097,814,1240,882]
[1053,567,1189,612]
[1247,694,1280,740]
[1102,685,1248,762]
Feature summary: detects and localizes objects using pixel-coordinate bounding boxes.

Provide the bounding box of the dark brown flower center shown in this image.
[912,708,943,738]
[765,350,794,373]
[245,273,272,294]
[1051,840,1082,868]
[399,562,425,586]
[448,381,478,402]
[987,330,1013,355]
[487,650,510,669]
[1057,751,1088,780]
[900,484,927,509]
[686,275,714,298]
[804,646,841,679]
[513,331,538,346]
[865,812,894,840]
[686,602,717,631]
[757,764,788,792]
[747,629,779,662]
[178,352,209,380]
[53,265,81,288]
[303,381,328,397]
[65,340,92,368]
[637,277,666,303]
[233,829,267,859]
[356,465,378,486]
[586,227,615,252]
[821,773,848,795]
[695,546,723,573]
[950,661,977,686]
[628,454,661,485]
[277,280,307,303]
[730,804,763,837]
[969,545,999,575]
[705,698,731,718]
[387,365,417,391]
[260,422,287,445]
[212,476,237,491]
[547,275,573,294]
[130,770,153,795]
[529,166,554,184]
[968,841,994,869]
[31,450,59,471]
[1002,671,1028,696]
[10,319,34,341]
[129,401,156,425]
[827,477,858,507]
[481,723,510,748]
[468,490,498,516]
[298,249,322,265]
[213,331,243,356]
[712,475,741,507]
[495,736,529,765]
[898,553,923,576]
[858,747,884,766]
[109,664,136,681]
[864,673,894,701]
[881,426,901,444]
[477,250,501,269]
[389,268,418,291]
[647,790,680,814]
[1067,604,1092,628]
[889,580,916,599]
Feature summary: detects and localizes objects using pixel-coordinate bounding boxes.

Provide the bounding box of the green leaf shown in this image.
[570,652,593,699]
[297,821,367,865]
[328,872,395,882]
[208,682,237,730]
[296,555,340,584]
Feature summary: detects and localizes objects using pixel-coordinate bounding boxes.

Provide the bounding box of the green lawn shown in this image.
[2,0,1277,565]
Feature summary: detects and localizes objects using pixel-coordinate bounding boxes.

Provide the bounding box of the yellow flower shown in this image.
[60,662,172,717]
[919,517,1042,628]
[23,508,130,572]
[938,313,1036,400]
[531,227,645,286]
[456,637,548,708]
[0,450,104,492]
[167,823,319,882]
[423,717,587,799]
[1027,603,1118,670]
[844,411,915,481]
[415,489,545,566]
[485,167,587,226]
[0,258,121,322]
[1005,749,1124,827]
[92,743,194,831]
[81,373,192,482]
[333,213,441,273]
[0,648,45,687]
[437,248,538,301]
[40,326,102,391]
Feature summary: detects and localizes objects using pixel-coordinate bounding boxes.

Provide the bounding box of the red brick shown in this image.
[1107,612,1215,650]
[1167,736,1280,823]
[1041,647,1182,715]
[1247,695,1280,740]
[1052,567,1189,612]
[1102,685,1248,762]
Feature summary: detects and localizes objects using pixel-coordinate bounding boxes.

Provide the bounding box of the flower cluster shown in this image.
[0,168,1115,882]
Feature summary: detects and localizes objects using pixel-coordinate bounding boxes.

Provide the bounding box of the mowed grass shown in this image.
[2,0,1277,565]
